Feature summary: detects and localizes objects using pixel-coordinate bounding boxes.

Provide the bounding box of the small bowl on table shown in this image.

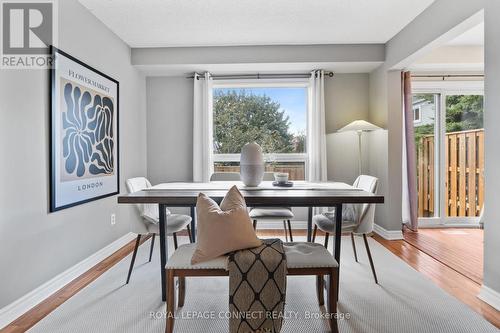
[274,172,289,184]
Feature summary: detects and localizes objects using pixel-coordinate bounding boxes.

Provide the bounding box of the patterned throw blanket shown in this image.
[228,239,287,333]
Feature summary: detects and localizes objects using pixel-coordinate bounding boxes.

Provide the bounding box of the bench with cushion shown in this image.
[165,242,339,333]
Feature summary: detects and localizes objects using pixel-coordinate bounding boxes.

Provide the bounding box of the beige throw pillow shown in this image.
[191,186,262,264]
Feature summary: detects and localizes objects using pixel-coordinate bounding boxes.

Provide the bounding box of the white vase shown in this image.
[240,142,264,186]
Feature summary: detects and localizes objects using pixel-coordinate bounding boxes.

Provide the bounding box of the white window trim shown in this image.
[212,79,311,174]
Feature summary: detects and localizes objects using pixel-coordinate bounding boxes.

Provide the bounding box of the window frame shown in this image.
[413,105,422,123]
[211,79,311,178]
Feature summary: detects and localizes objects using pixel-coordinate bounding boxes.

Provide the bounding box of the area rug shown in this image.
[28,235,498,333]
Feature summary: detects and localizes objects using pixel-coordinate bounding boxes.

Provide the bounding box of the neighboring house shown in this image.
[413,98,435,127]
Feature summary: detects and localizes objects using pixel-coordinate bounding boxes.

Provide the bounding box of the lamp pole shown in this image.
[357,130,362,175]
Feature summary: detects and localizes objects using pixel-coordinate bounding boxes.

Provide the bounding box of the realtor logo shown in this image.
[1,0,57,69]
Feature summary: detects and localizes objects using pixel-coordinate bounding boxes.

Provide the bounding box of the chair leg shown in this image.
[253,220,257,230]
[148,234,156,263]
[316,275,324,306]
[178,276,186,308]
[165,269,175,333]
[287,220,293,242]
[312,224,318,243]
[126,234,142,284]
[363,234,378,284]
[283,220,289,242]
[328,269,339,333]
[187,225,193,243]
[351,232,358,263]
[173,232,179,250]
[324,232,330,250]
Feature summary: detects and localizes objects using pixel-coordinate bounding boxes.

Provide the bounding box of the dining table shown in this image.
[117,181,384,302]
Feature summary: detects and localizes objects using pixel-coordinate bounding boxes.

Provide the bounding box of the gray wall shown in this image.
[483,0,500,301]
[132,44,385,66]
[146,77,193,184]
[0,0,146,307]
[367,67,402,232]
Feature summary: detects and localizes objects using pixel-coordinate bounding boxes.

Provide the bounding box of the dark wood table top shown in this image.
[118,182,384,207]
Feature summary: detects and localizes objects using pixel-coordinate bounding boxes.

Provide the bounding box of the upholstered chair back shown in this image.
[352,175,378,235]
[126,177,165,225]
[210,172,240,181]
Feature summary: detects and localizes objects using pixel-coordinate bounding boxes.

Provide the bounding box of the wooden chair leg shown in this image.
[287,220,293,242]
[328,269,339,333]
[173,232,178,250]
[148,234,156,263]
[312,224,318,242]
[324,232,330,250]
[316,275,324,306]
[283,220,289,242]
[165,269,175,333]
[187,225,193,243]
[350,232,358,263]
[253,220,257,230]
[126,234,142,284]
[178,276,186,308]
[363,234,378,284]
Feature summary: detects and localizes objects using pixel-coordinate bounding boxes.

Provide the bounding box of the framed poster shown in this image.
[50,47,119,212]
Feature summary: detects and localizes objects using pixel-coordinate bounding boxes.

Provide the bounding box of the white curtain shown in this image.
[193,72,214,182]
[308,70,328,182]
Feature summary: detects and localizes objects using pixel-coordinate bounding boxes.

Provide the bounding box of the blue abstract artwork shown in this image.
[61,81,115,180]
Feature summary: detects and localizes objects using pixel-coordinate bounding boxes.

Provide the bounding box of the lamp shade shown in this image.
[338,120,381,133]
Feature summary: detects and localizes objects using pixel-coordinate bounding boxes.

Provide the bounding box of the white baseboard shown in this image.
[0,232,136,329]
[373,224,404,240]
[478,285,500,311]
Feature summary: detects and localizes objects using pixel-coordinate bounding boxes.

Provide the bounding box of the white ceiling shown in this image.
[446,22,484,46]
[79,0,436,48]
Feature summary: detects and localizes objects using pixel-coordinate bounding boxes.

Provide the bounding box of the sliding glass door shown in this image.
[412,87,484,226]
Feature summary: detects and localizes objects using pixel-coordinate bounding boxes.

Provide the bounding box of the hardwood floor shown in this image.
[403,228,484,284]
[374,233,499,329]
[1,230,499,332]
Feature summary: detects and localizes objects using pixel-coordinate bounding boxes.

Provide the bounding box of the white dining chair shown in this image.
[125,177,192,284]
[312,175,379,283]
[209,172,295,241]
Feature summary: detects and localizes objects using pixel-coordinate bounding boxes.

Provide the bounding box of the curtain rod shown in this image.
[186,72,335,80]
[411,74,484,79]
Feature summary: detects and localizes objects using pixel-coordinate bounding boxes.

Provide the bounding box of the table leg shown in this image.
[159,204,168,302]
[190,206,196,242]
[333,203,342,300]
[307,207,313,242]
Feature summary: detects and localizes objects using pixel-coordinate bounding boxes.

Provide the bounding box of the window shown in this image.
[212,82,309,180]
[413,105,421,122]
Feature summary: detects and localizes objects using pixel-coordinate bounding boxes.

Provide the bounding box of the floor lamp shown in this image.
[338,120,382,175]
